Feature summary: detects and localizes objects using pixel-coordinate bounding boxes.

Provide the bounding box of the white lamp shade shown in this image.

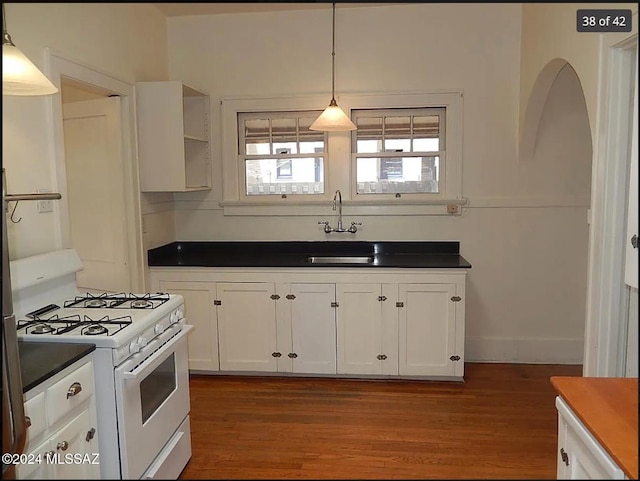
[309,102,356,131]
[3,43,58,96]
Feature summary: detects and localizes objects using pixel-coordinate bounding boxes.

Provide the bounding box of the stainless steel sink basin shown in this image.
[307,256,374,264]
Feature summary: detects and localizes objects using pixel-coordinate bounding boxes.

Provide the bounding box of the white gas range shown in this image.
[11,249,193,479]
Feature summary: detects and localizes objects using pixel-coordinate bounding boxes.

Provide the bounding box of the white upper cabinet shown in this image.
[135,81,211,192]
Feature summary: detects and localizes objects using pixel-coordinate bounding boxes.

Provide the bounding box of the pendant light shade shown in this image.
[310,3,356,132]
[2,4,58,96]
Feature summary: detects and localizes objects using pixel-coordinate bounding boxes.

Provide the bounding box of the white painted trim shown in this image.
[175,194,588,216]
[583,22,638,377]
[465,336,584,364]
[221,95,330,202]
[340,91,464,202]
[44,49,145,292]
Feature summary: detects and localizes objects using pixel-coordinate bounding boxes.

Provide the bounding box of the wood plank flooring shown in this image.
[180,363,582,479]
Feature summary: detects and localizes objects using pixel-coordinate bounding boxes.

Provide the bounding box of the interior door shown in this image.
[62,97,129,293]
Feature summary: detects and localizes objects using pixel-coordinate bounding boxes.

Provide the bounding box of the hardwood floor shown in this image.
[180,363,582,479]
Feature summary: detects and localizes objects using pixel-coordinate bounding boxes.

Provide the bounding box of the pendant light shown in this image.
[2,3,58,96]
[310,3,356,131]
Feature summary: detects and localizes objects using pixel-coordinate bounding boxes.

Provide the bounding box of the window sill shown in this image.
[216,198,469,217]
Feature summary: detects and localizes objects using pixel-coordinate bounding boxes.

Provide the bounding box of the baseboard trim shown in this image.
[465,336,584,364]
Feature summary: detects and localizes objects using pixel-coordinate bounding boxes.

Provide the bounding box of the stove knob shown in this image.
[170,311,177,324]
[154,324,165,335]
[176,309,184,319]
[138,336,148,348]
[129,339,140,354]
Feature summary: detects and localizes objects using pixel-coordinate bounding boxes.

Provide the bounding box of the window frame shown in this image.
[220,92,464,215]
[340,91,463,204]
[222,96,332,204]
[238,110,326,198]
[351,106,447,199]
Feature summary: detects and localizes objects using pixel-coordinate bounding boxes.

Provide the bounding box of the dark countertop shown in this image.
[18,340,96,393]
[148,241,472,269]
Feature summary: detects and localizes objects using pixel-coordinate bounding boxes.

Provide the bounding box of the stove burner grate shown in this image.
[17,314,133,337]
[64,292,171,309]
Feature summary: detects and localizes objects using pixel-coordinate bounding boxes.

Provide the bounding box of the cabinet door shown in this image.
[556,397,624,479]
[398,283,458,376]
[159,280,219,371]
[49,408,96,479]
[15,438,50,480]
[336,283,384,375]
[136,81,211,192]
[288,283,336,374]
[217,282,278,371]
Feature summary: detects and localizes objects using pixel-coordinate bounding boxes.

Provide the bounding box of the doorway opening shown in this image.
[47,51,144,292]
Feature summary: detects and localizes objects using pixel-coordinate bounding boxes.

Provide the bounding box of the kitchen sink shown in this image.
[307,256,374,264]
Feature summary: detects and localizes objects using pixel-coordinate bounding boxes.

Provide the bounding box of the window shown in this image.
[238,111,326,197]
[221,92,463,213]
[352,108,445,196]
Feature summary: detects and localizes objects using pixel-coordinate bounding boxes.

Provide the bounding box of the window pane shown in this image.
[355,156,440,194]
[245,158,324,195]
[413,115,440,150]
[356,117,382,153]
[298,117,324,153]
[384,116,411,139]
[244,118,270,154]
[271,118,298,154]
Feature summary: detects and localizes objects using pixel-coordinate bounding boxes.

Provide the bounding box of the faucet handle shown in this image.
[318,221,333,233]
[348,221,362,233]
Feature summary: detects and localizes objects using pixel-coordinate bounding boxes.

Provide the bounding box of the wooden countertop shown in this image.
[551,376,638,479]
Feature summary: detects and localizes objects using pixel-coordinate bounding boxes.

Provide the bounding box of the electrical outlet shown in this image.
[446,204,460,214]
[37,189,54,213]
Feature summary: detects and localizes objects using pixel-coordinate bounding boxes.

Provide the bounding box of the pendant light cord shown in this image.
[330,2,337,105]
[3,3,15,46]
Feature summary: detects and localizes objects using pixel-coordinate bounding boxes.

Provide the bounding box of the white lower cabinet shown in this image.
[17,354,99,480]
[336,283,398,375]
[149,268,467,380]
[556,397,625,479]
[158,280,219,370]
[216,282,278,372]
[278,283,337,374]
[399,283,462,377]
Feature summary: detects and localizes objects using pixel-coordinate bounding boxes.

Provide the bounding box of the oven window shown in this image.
[140,354,176,424]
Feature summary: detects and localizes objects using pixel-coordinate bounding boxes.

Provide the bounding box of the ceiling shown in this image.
[152,3,400,17]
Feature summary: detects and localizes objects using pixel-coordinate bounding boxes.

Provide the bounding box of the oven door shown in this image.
[114,324,193,479]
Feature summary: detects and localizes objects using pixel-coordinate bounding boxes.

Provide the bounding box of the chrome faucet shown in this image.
[333,190,345,232]
[318,189,362,234]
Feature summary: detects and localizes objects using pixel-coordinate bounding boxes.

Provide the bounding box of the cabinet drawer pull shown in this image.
[66,382,83,398]
[271,352,282,358]
[86,427,96,442]
[560,447,569,466]
[288,353,298,359]
[25,416,31,428]
[57,441,69,451]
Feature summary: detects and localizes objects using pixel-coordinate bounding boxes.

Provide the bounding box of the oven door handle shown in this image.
[121,325,193,381]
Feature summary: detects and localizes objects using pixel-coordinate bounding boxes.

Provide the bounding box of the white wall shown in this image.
[165,3,589,363]
[520,3,638,374]
[2,2,170,260]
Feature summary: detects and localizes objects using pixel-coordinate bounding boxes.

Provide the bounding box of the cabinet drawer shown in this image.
[46,361,94,426]
[24,391,46,443]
